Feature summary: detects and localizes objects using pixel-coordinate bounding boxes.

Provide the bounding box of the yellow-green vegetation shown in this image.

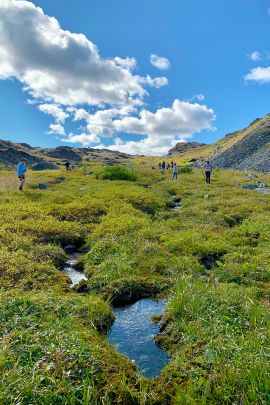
[0,161,270,404]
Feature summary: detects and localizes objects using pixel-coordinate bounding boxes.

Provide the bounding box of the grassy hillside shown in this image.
[1,161,270,404]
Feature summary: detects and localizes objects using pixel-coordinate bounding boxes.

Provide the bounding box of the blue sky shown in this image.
[0,0,270,154]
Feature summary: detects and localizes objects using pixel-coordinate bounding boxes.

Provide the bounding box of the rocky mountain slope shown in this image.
[0,141,132,169]
[168,142,206,155]
[169,114,270,172]
[210,115,270,172]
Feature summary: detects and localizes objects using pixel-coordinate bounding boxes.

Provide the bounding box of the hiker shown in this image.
[162,161,166,170]
[158,162,161,169]
[64,161,70,171]
[17,158,27,191]
[204,161,212,184]
[166,163,170,170]
[172,163,178,180]
[171,161,174,168]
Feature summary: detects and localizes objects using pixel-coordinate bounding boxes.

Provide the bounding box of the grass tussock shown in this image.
[0,162,270,403]
[96,165,137,181]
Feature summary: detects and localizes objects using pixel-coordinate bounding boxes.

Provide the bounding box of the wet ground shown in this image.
[63,253,87,287]
[109,298,169,379]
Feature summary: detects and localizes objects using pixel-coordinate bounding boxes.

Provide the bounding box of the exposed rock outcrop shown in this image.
[211,115,270,172]
[37,146,82,162]
[0,148,43,166]
[168,142,206,155]
[32,162,60,171]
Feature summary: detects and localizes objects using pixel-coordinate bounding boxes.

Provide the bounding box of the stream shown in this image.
[62,254,169,378]
[170,202,182,211]
[63,253,87,287]
[109,298,169,379]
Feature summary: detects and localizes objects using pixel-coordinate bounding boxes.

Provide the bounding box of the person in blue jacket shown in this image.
[17,158,27,190]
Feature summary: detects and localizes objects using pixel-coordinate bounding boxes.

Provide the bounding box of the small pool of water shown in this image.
[170,202,182,211]
[63,253,87,287]
[109,299,169,379]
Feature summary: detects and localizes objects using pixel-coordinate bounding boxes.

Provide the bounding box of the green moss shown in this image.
[96,165,137,181]
[0,164,270,403]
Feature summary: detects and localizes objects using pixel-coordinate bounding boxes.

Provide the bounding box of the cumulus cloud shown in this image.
[39,104,69,122]
[114,56,137,70]
[0,1,216,155]
[114,100,215,136]
[64,133,100,145]
[245,66,270,83]
[248,51,262,61]
[66,100,215,155]
[150,54,171,70]
[0,0,166,106]
[140,75,169,88]
[48,123,65,135]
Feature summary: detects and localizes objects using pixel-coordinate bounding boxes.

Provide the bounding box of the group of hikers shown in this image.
[156,161,179,180]
[16,158,213,191]
[156,160,213,183]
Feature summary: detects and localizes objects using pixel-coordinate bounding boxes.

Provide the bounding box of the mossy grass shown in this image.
[0,163,270,403]
[96,165,137,181]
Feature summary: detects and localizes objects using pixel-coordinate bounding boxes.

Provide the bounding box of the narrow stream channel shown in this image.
[170,202,182,211]
[63,253,87,287]
[109,298,169,379]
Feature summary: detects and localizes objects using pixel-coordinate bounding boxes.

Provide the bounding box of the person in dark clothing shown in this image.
[161,161,166,170]
[64,161,71,171]
[205,161,212,184]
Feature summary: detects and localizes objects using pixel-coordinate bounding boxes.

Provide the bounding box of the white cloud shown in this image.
[114,57,137,70]
[245,66,270,83]
[114,99,215,136]
[73,108,91,122]
[150,54,171,70]
[190,94,205,102]
[0,1,216,155]
[39,104,68,122]
[0,0,166,106]
[66,100,215,155]
[64,133,100,145]
[48,123,65,135]
[248,51,262,61]
[140,75,168,88]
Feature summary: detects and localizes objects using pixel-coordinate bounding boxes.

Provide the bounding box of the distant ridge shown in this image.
[168,113,270,172]
[0,141,132,169]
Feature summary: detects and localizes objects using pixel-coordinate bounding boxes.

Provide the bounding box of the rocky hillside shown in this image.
[37,146,82,162]
[210,115,270,172]
[168,142,206,155]
[0,140,132,169]
[169,114,270,172]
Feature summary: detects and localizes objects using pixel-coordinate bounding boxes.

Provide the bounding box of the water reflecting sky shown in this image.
[109,299,169,379]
